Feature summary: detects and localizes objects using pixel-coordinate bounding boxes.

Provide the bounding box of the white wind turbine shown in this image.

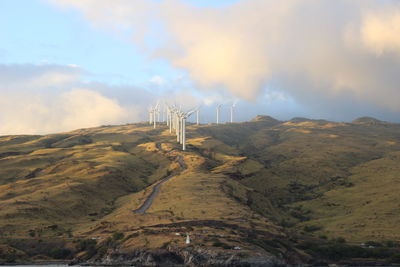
[166,104,180,142]
[152,102,160,128]
[166,105,171,129]
[170,105,176,134]
[175,107,181,143]
[165,103,196,151]
[193,105,201,125]
[157,106,160,122]
[162,104,165,122]
[230,101,237,123]
[180,109,196,150]
[216,104,222,124]
[148,106,153,125]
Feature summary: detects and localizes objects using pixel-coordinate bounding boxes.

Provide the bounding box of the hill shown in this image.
[0,118,400,265]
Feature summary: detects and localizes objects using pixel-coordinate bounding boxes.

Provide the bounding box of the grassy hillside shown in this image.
[0,117,400,264]
[198,117,400,242]
[0,124,174,238]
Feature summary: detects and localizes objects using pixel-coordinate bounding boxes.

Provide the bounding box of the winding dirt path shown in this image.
[133,143,186,214]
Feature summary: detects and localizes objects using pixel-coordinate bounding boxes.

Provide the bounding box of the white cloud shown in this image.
[60,88,125,130]
[46,0,400,116]
[0,64,144,135]
[149,75,166,86]
[361,9,400,55]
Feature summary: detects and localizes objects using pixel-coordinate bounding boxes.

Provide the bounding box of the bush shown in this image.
[65,228,73,238]
[280,219,295,228]
[4,253,17,263]
[299,242,366,261]
[365,241,382,247]
[212,241,231,249]
[385,240,400,248]
[364,247,393,259]
[303,225,321,232]
[161,241,171,249]
[390,253,400,263]
[48,248,72,259]
[333,237,346,244]
[298,241,396,261]
[76,239,97,252]
[112,232,124,241]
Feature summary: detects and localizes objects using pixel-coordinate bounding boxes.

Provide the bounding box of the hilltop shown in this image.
[0,117,400,265]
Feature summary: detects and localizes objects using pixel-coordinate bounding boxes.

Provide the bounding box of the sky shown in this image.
[1,0,400,134]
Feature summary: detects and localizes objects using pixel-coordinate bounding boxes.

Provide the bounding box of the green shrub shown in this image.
[65,228,73,238]
[212,241,231,249]
[4,253,17,263]
[161,241,171,249]
[299,242,365,260]
[385,240,400,248]
[48,248,72,259]
[365,241,382,247]
[390,253,400,263]
[112,232,124,241]
[303,225,321,232]
[298,241,396,261]
[76,239,97,252]
[280,219,295,228]
[364,247,393,259]
[333,237,346,244]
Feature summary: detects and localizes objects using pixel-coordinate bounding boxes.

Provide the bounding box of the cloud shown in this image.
[60,88,125,130]
[361,8,400,55]
[0,64,146,135]
[46,0,400,118]
[149,75,166,86]
[0,64,82,90]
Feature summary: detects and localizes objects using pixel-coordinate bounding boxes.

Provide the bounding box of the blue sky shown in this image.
[0,0,172,86]
[1,0,400,134]
[0,0,241,85]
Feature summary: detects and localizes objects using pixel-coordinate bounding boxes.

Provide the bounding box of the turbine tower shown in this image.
[230,102,237,123]
[148,106,153,125]
[165,103,195,151]
[196,109,200,125]
[152,102,160,128]
[216,104,222,124]
[161,105,165,122]
[180,109,195,150]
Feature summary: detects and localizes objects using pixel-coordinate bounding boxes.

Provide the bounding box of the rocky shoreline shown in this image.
[73,247,286,266]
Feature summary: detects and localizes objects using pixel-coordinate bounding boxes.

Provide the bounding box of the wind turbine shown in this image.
[169,106,175,133]
[148,106,153,125]
[166,105,173,130]
[161,105,164,122]
[193,105,201,125]
[180,109,196,150]
[230,101,237,123]
[165,103,196,151]
[152,102,160,128]
[216,104,222,124]
[176,107,181,143]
